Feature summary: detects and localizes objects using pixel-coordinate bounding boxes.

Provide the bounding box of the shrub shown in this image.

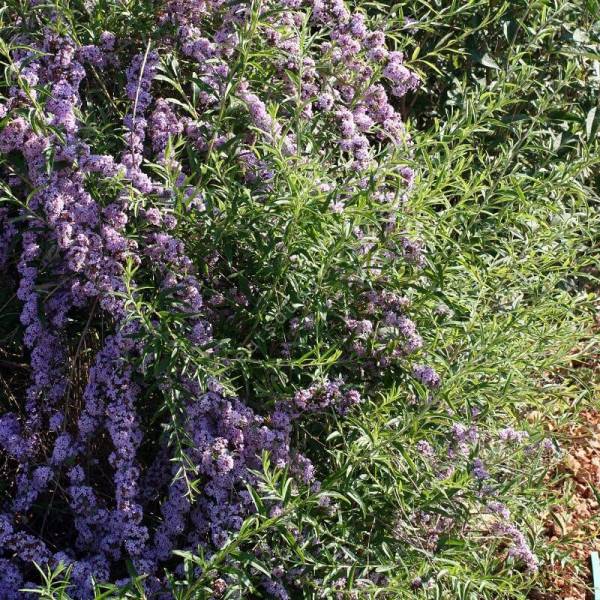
[0,0,598,598]
[0,0,433,597]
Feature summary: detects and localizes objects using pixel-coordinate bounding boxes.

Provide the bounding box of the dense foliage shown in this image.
[0,0,598,598]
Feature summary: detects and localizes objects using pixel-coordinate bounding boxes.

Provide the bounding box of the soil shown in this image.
[537,411,600,599]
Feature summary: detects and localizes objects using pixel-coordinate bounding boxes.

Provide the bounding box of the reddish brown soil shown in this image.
[539,411,600,599]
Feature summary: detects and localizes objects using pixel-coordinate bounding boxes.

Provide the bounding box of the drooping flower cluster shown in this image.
[490,521,539,572]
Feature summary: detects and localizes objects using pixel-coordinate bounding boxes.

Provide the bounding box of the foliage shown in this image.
[0,0,598,598]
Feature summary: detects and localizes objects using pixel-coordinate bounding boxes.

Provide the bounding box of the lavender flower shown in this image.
[472,458,490,480]
[416,440,435,458]
[490,521,539,572]
[412,364,441,389]
[498,427,529,443]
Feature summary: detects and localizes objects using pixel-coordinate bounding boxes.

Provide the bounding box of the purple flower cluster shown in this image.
[412,363,441,389]
[490,521,539,572]
[293,378,361,415]
[498,427,529,443]
[337,289,431,373]
[159,0,420,182]
[122,50,160,194]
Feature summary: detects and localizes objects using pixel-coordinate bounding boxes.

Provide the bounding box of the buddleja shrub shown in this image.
[0,0,557,598]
